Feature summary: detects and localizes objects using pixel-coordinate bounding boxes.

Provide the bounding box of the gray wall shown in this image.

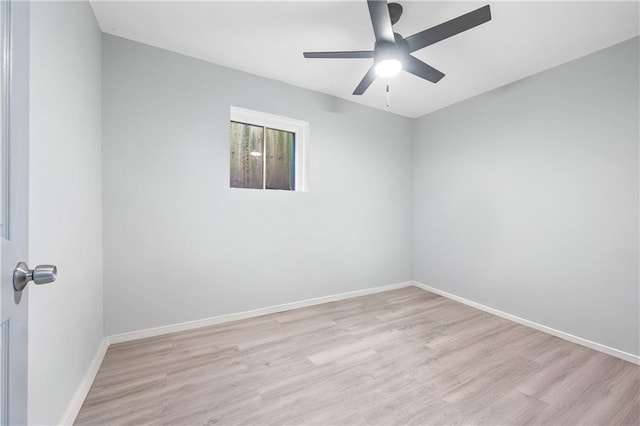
[103,32,638,357]
[413,37,639,356]
[29,2,104,424]
[102,35,413,335]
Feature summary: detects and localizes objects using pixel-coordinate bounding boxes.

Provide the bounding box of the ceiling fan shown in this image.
[303,0,492,95]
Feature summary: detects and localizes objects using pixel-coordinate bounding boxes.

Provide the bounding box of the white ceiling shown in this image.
[90,1,639,118]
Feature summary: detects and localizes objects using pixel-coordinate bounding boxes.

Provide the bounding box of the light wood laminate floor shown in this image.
[76,287,639,425]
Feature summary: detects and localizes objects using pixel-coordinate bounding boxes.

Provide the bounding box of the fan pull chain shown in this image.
[386,82,391,108]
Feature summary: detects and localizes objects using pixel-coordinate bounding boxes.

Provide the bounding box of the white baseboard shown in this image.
[108,281,414,344]
[58,337,109,425]
[411,281,640,365]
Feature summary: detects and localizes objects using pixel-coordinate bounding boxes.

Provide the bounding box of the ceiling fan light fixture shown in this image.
[375,58,402,77]
[302,1,492,96]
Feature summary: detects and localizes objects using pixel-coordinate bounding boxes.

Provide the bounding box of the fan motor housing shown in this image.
[374,40,408,64]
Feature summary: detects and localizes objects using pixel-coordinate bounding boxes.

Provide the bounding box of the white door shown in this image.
[0,2,54,425]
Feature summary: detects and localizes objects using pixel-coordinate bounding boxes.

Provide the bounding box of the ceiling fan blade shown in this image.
[303,51,374,59]
[404,55,445,83]
[353,66,377,95]
[367,0,395,44]
[405,5,491,52]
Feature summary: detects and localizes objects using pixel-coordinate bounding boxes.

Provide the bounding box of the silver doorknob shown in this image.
[13,262,57,292]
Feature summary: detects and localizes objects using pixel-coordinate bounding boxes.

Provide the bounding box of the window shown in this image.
[230,107,308,191]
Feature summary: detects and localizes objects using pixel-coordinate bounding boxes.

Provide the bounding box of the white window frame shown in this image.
[230,106,309,192]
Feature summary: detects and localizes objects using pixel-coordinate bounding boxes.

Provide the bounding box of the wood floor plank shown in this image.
[76,287,639,425]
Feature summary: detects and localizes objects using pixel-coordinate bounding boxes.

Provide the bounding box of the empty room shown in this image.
[1,0,638,424]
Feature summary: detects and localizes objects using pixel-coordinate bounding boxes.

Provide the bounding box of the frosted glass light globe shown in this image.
[375,59,402,77]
